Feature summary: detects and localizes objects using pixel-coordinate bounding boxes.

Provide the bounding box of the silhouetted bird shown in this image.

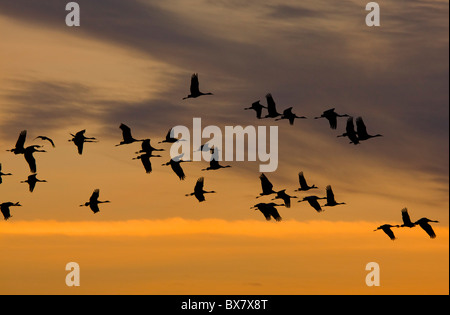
[374,224,400,240]
[314,108,349,129]
[186,177,216,202]
[356,117,382,141]
[7,130,27,154]
[136,139,164,155]
[415,218,439,239]
[133,153,161,174]
[159,128,183,144]
[24,145,46,173]
[21,174,47,192]
[69,130,97,155]
[80,189,110,214]
[116,123,144,146]
[323,185,346,207]
[400,208,416,228]
[295,171,318,192]
[275,107,307,125]
[244,101,266,119]
[35,136,55,147]
[272,189,297,208]
[182,73,213,100]
[0,163,13,184]
[251,203,283,222]
[264,93,282,118]
[202,148,231,171]
[162,154,190,180]
[337,117,359,145]
[0,202,21,220]
[256,173,277,198]
[298,195,327,212]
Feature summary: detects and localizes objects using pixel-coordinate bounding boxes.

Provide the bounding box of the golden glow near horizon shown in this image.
[0,0,448,295]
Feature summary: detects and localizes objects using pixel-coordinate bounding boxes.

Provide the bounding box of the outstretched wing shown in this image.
[356,117,368,138]
[140,154,152,173]
[119,123,133,141]
[265,93,278,116]
[171,160,186,180]
[269,206,282,222]
[418,222,436,239]
[383,227,396,240]
[90,189,100,203]
[190,73,200,95]
[259,173,273,194]
[401,208,414,226]
[298,172,308,189]
[15,130,27,151]
[24,150,37,173]
[307,198,322,212]
[326,185,335,203]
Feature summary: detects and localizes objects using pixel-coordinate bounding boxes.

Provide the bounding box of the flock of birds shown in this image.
[0,73,440,240]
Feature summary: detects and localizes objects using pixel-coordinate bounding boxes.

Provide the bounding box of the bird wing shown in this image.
[269,206,282,222]
[328,116,337,129]
[298,172,308,189]
[356,117,368,138]
[308,198,322,212]
[326,185,335,203]
[190,73,200,95]
[89,202,100,214]
[140,155,152,173]
[265,93,278,116]
[24,150,37,173]
[383,226,396,240]
[418,222,436,238]
[401,208,413,226]
[119,124,133,141]
[256,106,263,119]
[90,189,100,203]
[141,139,151,153]
[194,177,204,192]
[166,129,174,141]
[15,130,27,151]
[1,206,11,220]
[171,161,186,180]
[346,117,356,133]
[259,173,273,194]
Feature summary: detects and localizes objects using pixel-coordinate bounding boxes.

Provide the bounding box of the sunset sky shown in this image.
[0,0,448,295]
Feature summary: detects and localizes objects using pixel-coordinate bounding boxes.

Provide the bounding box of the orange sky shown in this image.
[0,0,448,295]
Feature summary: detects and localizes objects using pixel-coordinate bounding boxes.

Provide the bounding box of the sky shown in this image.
[0,0,448,295]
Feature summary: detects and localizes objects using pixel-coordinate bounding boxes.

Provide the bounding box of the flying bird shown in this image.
[24,145,46,173]
[182,73,213,100]
[133,153,162,174]
[244,100,266,119]
[0,163,13,184]
[35,136,55,148]
[159,128,183,144]
[295,171,318,192]
[0,202,21,221]
[400,208,416,228]
[136,139,164,155]
[256,173,277,198]
[251,203,283,222]
[272,189,297,208]
[374,224,400,241]
[80,189,110,214]
[355,117,382,141]
[162,154,190,180]
[275,107,307,125]
[186,177,216,202]
[314,108,349,130]
[7,130,27,154]
[415,218,439,239]
[337,117,359,145]
[322,185,346,208]
[116,123,144,146]
[21,174,47,192]
[264,93,282,118]
[298,195,327,213]
[201,148,231,171]
[69,130,97,155]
